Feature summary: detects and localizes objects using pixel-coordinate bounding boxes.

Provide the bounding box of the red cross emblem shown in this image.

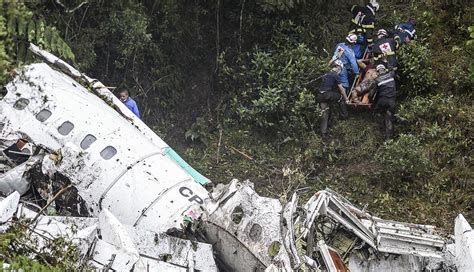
[379,42,391,53]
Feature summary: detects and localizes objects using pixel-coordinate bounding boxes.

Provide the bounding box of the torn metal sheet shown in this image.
[324,240,348,272]
[0,191,20,223]
[90,239,187,272]
[302,190,329,238]
[0,162,30,195]
[0,155,42,195]
[282,193,303,268]
[348,253,445,272]
[374,219,445,258]
[0,193,212,271]
[205,180,293,271]
[455,214,474,271]
[124,226,217,271]
[325,195,376,248]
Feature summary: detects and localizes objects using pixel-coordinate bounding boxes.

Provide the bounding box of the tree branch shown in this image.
[55,0,88,14]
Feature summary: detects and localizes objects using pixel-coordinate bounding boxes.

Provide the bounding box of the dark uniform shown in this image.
[374,71,396,138]
[349,4,376,43]
[373,37,399,70]
[356,71,396,138]
[394,21,416,45]
[318,70,348,135]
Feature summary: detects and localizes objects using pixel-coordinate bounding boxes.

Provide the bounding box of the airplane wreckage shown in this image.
[0,44,472,271]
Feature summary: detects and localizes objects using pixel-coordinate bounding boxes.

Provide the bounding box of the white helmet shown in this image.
[332,59,344,69]
[377,29,388,38]
[369,0,380,12]
[376,64,387,73]
[346,34,357,44]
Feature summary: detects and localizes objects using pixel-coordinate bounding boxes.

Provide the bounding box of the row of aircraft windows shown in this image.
[15,100,117,160]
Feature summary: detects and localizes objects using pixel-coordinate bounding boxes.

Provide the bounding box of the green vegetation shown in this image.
[0,219,85,271]
[0,1,74,83]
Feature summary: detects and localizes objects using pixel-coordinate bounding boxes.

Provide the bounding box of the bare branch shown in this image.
[55,0,88,14]
[31,184,73,224]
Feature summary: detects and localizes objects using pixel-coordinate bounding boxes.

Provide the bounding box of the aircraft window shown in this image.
[36,109,52,122]
[268,241,281,257]
[249,224,262,241]
[0,86,6,98]
[14,98,29,110]
[100,146,117,160]
[231,206,244,224]
[58,121,74,135]
[80,134,97,150]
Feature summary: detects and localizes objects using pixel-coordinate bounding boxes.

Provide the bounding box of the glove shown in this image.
[367,44,373,53]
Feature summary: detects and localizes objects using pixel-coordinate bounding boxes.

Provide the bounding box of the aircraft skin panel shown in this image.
[136,153,195,186]
[163,147,211,185]
[1,64,162,159]
[135,179,208,233]
[100,154,208,226]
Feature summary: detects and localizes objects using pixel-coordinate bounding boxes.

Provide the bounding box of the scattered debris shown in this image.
[0,192,218,270]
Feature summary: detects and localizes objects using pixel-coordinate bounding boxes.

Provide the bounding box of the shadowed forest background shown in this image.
[0,0,472,230]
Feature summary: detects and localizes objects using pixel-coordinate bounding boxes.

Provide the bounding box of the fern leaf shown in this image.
[27,20,35,42]
[36,19,45,47]
[17,16,27,37]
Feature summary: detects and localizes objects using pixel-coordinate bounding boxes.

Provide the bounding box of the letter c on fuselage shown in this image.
[179,186,204,205]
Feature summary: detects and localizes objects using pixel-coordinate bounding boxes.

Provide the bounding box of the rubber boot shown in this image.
[339,99,348,120]
[320,102,330,136]
[384,111,393,139]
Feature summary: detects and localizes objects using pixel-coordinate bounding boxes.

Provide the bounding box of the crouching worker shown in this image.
[319,60,350,136]
[353,64,396,139]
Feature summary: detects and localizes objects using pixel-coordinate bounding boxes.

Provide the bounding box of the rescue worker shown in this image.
[394,18,416,45]
[372,29,399,70]
[349,0,380,57]
[119,89,140,118]
[354,64,396,139]
[329,34,360,94]
[319,60,350,136]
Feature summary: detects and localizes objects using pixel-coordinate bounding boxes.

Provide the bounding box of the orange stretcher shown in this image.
[347,48,372,107]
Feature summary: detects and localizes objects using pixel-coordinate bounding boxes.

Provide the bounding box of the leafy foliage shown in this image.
[375,134,433,181]
[257,0,305,13]
[0,15,9,83]
[0,1,74,83]
[97,6,151,69]
[0,220,86,271]
[223,21,327,135]
[398,95,472,167]
[397,41,437,97]
[185,117,210,145]
[452,24,474,92]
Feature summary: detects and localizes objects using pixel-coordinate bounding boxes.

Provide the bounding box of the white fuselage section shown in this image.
[0,63,209,233]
